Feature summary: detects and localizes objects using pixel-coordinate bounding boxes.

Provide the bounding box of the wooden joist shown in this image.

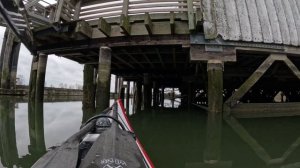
[75,20,92,39]
[120,14,131,35]
[144,13,153,35]
[98,18,111,37]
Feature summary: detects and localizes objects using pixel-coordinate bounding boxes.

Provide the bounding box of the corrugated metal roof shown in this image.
[203,0,300,46]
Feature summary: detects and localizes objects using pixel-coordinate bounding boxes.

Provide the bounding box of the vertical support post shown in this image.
[0,28,9,84]
[160,86,165,107]
[35,53,48,103]
[153,81,159,108]
[74,0,82,20]
[96,46,111,112]
[126,81,130,112]
[122,0,129,15]
[54,0,64,22]
[188,82,192,108]
[83,64,95,109]
[204,60,223,163]
[29,56,38,100]
[9,41,21,88]
[115,76,118,94]
[172,88,175,108]
[187,0,195,31]
[136,81,142,112]
[118,77,123,96]
[143,73,152,109]
[0,29,15,89]
[120,87,125,104]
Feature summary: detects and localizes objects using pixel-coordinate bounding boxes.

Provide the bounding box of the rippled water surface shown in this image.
[1,97,300,168]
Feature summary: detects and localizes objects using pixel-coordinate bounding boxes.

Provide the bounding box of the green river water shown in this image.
[0,97,300,168]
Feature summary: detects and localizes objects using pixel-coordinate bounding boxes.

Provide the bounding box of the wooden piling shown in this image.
[204,60,223,162]
[29,56,38,100]
[153,82,159,108]
[0,28,9,85]
[160,86,165,107]
[114,76,118,95]
[188,82,192,108]
[143,73,152,109]
[136,81,142,111]
[96,46,111,112]
[83,64,95,109]
[0,29,15,89]
[35,54,48,103]
[120,87,125,105]
[126,81,130,111]
[9,41,21,88]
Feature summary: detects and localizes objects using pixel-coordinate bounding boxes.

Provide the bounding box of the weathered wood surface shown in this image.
[35,54,48,102]
[190,45,236,62]
[231,103,300,118]
[96,47,112,112]
[204,0,300,46]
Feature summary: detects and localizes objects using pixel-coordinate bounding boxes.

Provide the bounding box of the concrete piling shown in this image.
[96,46,112,112]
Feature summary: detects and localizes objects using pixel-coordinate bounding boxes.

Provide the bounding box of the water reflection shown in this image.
[0,97,300,168]
[0,98,18,168]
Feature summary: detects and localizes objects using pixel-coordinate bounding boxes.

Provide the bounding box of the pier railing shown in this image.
[79,0,201,21]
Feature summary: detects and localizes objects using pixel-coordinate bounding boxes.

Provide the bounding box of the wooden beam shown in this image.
[113,53,134,69]
[140,49,154,69]
[120,14,131,35]
[231,103,300,118]
[190,45,236,62]
[121,50,144,69]
[144,12,153,35]
[225,55,275,107]
[75,20,92,38]
[98,18,111,37]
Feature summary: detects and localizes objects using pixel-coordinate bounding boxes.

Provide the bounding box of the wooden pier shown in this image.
[1,0,300,166]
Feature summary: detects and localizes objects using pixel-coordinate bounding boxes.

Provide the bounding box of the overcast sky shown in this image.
[0,26,84,88]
